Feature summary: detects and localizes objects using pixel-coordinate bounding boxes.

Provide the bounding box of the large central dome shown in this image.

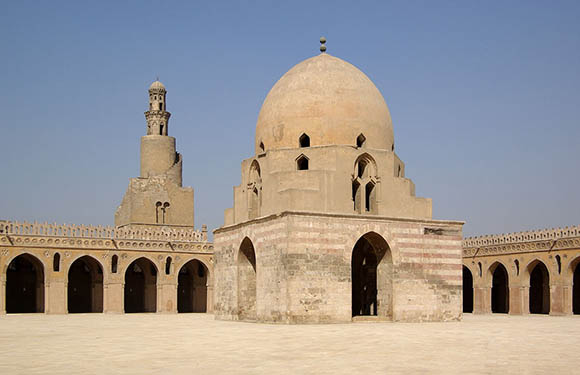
[255,53,394,153]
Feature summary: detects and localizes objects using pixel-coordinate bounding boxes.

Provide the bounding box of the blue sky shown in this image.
[0,1,578,238]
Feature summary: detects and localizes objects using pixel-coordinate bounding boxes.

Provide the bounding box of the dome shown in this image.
[255,53,394,153]
[149,80,166,91]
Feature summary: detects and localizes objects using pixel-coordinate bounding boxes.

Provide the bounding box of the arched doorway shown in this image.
[351,232,392,318]
[124,257,157,313]
[178,259,209,313]
[238,237,257,320]
[6,254,45,313]
[462,266,473,313]
[68,256,103,313]
[573,261,580,315]
[491,263,509,313]
[529,261,550,314]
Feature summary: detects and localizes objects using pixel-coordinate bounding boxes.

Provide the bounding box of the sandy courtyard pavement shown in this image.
[0,313,578,374]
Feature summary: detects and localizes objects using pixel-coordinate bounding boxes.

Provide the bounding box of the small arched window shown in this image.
[155,201,162,223]
[53,253,60,272]
[514,259,520,276]
[259,142,265,152]
[356,134,366,147]
[555,255,561,274]
[297,155,309,170]
[111,255,118,274]
[165,257,172,275]
[299,133,310,148]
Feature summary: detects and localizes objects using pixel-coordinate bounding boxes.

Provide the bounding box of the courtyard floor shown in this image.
[0,313,578,374]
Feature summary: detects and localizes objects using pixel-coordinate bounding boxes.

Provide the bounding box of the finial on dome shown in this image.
[319,37,327,53]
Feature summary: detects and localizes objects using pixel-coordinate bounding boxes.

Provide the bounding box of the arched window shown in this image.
[155,201,162,223]
[162,202,170,224]
[165,257,172,275]
[365,182,375,212]
[352,154,377,214]
[514,259,520,276]
[555,255,561,274]
[53,253,60,272]
[356,134,366,147]
[259,142,265,152]
[111,255,118,274]
[296,155,309,170]
[299,133,310,148]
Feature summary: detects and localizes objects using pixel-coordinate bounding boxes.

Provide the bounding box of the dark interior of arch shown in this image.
[530,263,550,314]
[352,236,378,317]
[124,258,157,313]
[178,260,208,313]
[6,254,45,313]
[238,238,257,320]
[68,256,103,313]
[462,266,473,313]
[491,264,509,313]
[573,263,580,314]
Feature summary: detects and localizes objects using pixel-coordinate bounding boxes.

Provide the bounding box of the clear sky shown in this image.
[1,1,579,238]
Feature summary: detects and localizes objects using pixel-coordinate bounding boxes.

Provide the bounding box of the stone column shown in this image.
[473,287,490,314]
[550,282,569,315]
[0,276,5,314]
[158,282,177,313]
[508,285,526,315]
[104,282,124,313]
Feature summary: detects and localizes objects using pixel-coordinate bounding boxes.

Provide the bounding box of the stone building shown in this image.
[0,82,214,314]
[213,40,464,323]
[462,225,580,316]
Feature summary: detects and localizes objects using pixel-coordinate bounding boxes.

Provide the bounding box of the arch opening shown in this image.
[351,232,392,318]
[529,262,550,314]
[491,263,509,313]
[299,133,310,147]
[6,254,45,313]
[238,238,257,320]
[68,256,103,313]
[124,258,157,313]
[573,261,580,315]
[178,259,209,313]
[462,266,473,313]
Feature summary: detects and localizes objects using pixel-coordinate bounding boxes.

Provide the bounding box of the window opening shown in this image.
[555,255,561,274]
[299,134,310,148]
[259,142,265,152]
[165,257,172,275]
[155,201,162,223]
[112,255,118,274]
[297,155,309,170]
[514,259,520,276]
[365,182,375,212]
[356,134,366,147]
[53,253,60,272]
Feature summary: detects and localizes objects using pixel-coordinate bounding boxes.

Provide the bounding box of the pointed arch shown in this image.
[568,256,580,315]
[526,259,550,314]
[238,237,257,320]
[68,255,103,313]
[6,253,45,313]
[299,133,310,147]
[124,257,158,313]
[177,259,210,313]
[296,154,309,170]
[489,261,509,313]
[351,232,392,319]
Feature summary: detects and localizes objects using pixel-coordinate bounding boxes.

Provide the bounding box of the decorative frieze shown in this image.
[463,225,580,257]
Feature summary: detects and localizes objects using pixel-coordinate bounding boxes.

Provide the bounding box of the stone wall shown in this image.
[214,211,463,323]
[462,225,580,315]
[0,220,213,315]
